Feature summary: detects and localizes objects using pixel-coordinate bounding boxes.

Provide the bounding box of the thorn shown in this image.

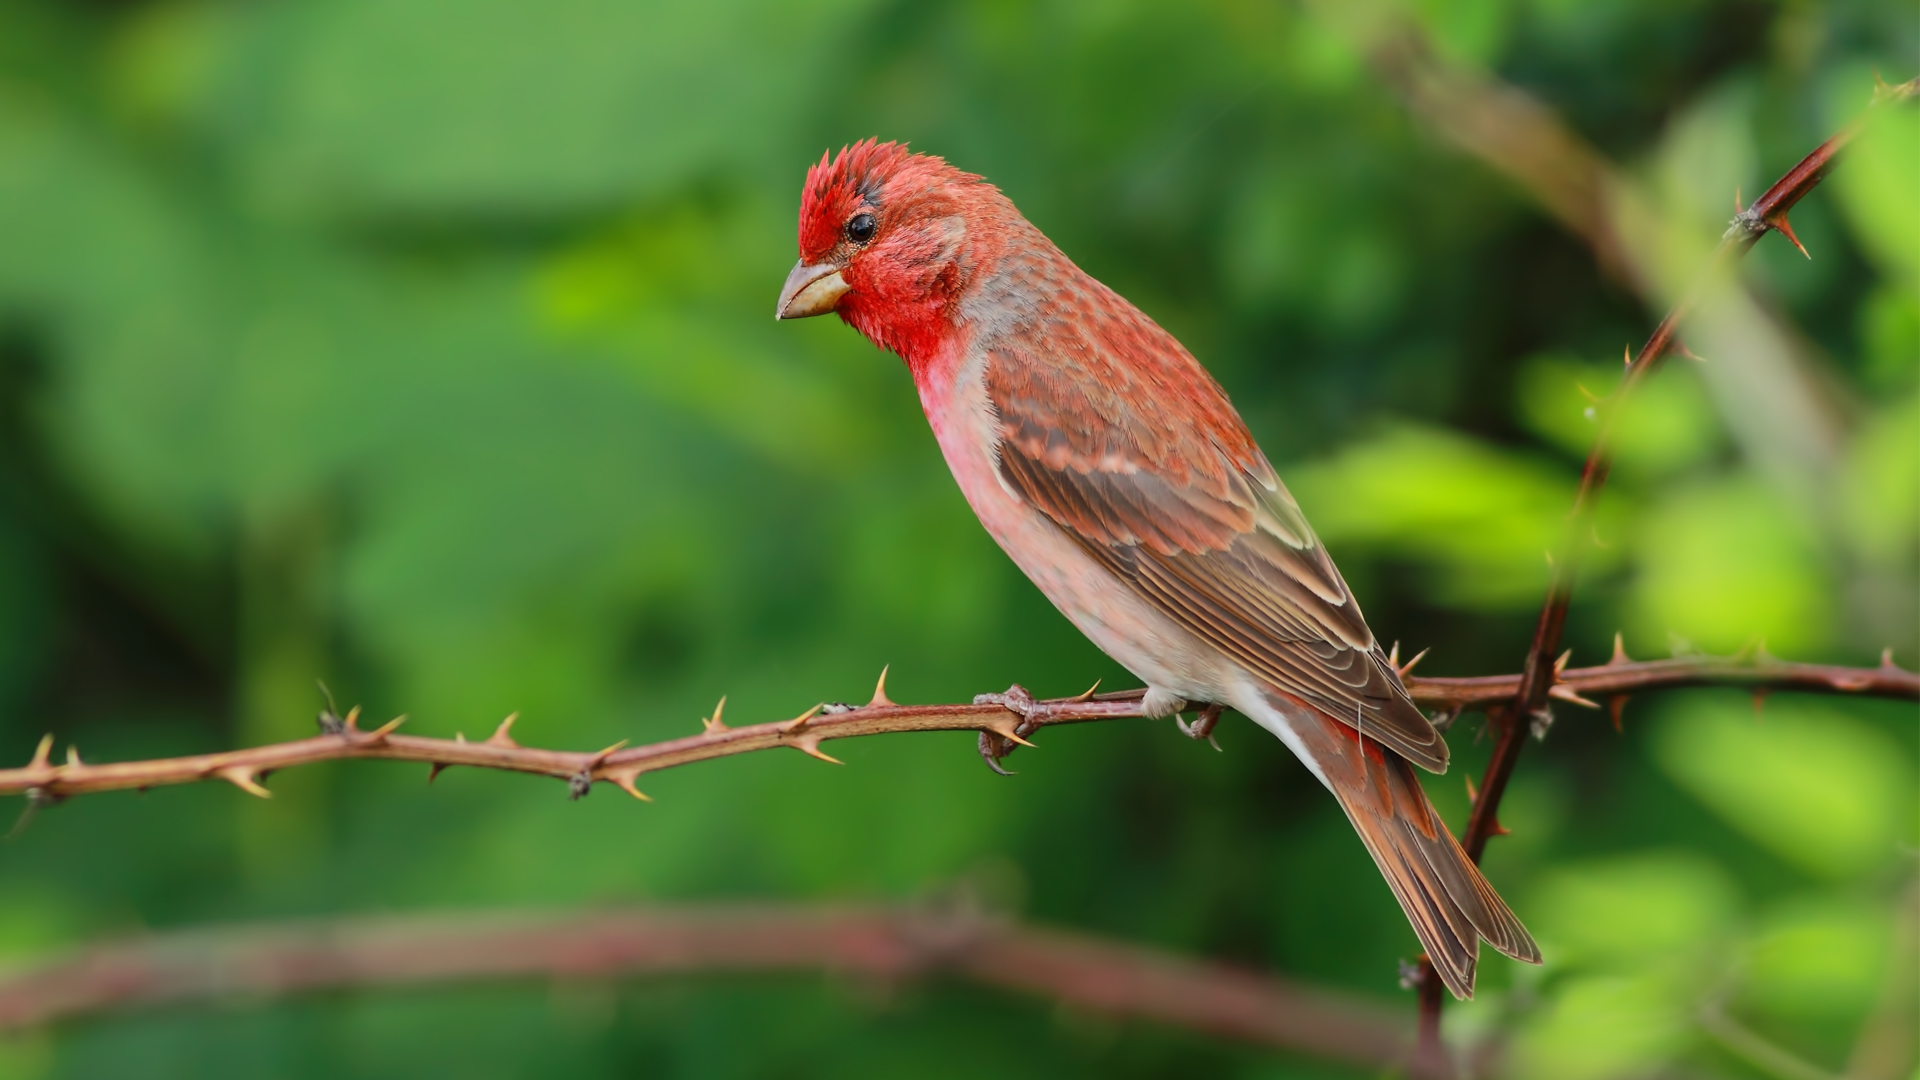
[1751,688,1769,716]
[1768,212,1811,259]
[1624,344,1633,369]
[487,713,520,748]
[1548,683,1602,709]
[363,715,406,744]
[427,762,449,784]
[869,666,895,708]
[1611,632,1631,666]
[1733,186,1743,214]
[1396,647,1430,678]
[1871,71,1906,104]
[985,715,1037,748]
[1882,647,1902,671]
[790,735,843,765]
[702,697,729,734]
[1069,679,1102,702]
[1575,382,1601,404]
[587,740,628,769]
[455,732,467,743]
[218,766,272,799]
[606,769,653,801]
[1553,649,1572,676]
[1754,640,1778,665]
[28,735,51,770]
[1676,341,1706,362]
[1388,641,1400,668]
[343,705,362,731]
[1464,773,1478,802]
[782,704,823,734]
[1489,818,1511,837]
[65,746,82,768]
[1607,695,1627,732]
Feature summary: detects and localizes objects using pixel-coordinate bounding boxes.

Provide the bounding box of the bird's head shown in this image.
[776,140,1007,361]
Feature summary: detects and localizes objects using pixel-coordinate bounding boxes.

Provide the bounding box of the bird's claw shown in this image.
[1176,703,1225,751]
[977,731,1018,775]
[973,684,1049,775]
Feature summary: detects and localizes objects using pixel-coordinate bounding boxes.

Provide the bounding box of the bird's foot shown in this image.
[1176,703,1225,752]
[973,684,1061,776]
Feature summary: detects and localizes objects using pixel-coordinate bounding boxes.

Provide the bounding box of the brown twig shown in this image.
[1410,643,1920,716]
[0,651,1909,806]
[1414,74,1920,1052]
[0,903,1414,1069]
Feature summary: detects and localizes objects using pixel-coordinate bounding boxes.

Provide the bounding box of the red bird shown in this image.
[776,141,1539,998]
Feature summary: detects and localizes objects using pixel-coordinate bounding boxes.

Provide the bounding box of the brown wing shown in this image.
[985,330,1447,772]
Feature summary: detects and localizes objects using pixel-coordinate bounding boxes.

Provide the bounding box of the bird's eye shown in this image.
[845,213,876,244]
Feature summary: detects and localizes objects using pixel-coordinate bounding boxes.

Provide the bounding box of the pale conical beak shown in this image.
[776,260,849,320]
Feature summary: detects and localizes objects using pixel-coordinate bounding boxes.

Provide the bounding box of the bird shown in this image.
[775,140,1539,998]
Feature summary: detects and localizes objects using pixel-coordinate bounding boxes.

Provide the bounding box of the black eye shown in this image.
[845,213,876,244]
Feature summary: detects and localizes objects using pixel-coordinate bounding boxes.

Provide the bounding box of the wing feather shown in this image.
[984,338,1447,772]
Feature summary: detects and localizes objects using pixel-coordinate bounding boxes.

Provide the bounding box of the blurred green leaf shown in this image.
[1859,283,1920,390]
[1738,896,1893,1019]
[1627,478,1830,654]
[1515,353,1720,478]
[1507,972,1697,1080]
[1287,425,1586,610]
[1829,67,1920,287]
[1840,392,1920,567]
[1527,850,1738,969]
[188,0,883,217]
[1653,698,1914,878]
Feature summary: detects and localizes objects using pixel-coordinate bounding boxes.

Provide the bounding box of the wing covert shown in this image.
[984,340,1446,772]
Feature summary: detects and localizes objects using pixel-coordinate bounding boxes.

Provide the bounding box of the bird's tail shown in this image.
[1249,692,1541,999]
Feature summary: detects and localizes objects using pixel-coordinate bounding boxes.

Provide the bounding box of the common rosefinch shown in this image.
[776,141,1538,997]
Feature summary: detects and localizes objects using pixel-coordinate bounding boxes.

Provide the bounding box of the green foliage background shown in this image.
[0,0,1913,1076]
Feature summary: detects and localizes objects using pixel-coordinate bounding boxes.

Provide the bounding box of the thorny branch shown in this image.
[0,652,1910,806]
[1412,73,1920,1062]
[0,903,1414,1069]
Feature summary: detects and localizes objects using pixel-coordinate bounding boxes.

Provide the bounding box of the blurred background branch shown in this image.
[0,903,1416,1070]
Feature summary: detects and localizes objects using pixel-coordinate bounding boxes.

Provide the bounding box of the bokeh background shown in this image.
[0,0,1914,1076]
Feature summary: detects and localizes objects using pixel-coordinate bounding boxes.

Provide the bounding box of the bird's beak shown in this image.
[776,260,849,320]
